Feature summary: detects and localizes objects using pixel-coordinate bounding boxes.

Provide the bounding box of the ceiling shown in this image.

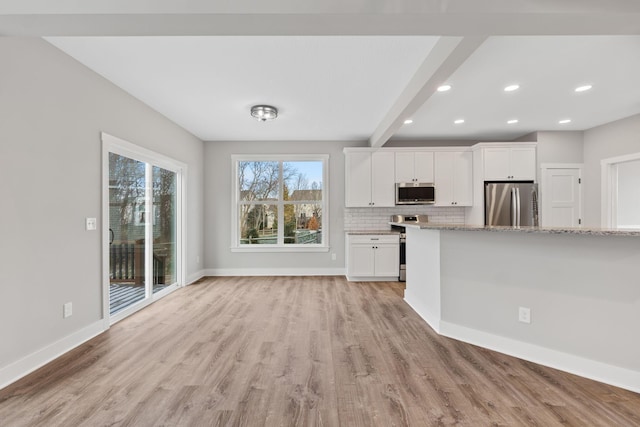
[395,35,640,141]
[4,1,640,145]
[45,36,439,142]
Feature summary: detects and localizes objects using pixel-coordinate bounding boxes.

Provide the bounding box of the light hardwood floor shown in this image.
[1,276,639,426]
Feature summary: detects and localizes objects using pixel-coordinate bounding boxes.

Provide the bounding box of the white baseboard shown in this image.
[404,293,441,333]
[0,320,106,391]
[204,268,346,277]
[439,320,640,394]
[346,276,400,282]
[186,270,205,285]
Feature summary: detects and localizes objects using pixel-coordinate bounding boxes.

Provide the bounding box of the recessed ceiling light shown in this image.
[454,119,465,124]
[575,85,593,92]
[437,84,452,92]
[559,119,572,124]
[507,119,519,124]
[403,119,413,125]
[504,84,520,92]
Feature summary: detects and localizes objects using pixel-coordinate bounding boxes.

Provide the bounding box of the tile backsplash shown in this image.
[344,206,466,231]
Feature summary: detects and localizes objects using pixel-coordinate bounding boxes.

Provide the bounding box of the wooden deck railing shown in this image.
[110,241,165,285]
[110,242,136,283]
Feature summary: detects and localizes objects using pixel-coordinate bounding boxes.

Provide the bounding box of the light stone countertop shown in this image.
[389,222,640,237]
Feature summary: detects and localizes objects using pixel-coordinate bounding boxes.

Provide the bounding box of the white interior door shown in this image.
[541,166,582,227]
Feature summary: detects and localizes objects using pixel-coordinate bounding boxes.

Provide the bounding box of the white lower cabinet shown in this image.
[346,234,399,280]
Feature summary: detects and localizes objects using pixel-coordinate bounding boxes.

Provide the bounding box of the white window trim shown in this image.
[231,154,329,252]
[601,151,640,228]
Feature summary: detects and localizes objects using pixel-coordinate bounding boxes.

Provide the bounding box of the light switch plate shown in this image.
[85,217,97,231]
[63,302,73,318]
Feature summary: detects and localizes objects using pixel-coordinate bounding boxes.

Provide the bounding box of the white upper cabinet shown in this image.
[509,147,537,180]
[345,150,395,207]
[483,145,536,181]
[483,148,510,180]
[434,151,473,206]
[395,151,434,183]
[371,151,396,207]
[345,151,372,207]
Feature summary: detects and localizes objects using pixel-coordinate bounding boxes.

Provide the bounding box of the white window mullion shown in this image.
[176,168,185,287]
[278,160,284,245]
[144,162,153,298]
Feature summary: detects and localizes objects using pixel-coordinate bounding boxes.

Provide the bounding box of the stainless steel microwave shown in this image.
[395,182,435,205]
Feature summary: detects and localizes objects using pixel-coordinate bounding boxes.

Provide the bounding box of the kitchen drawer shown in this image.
[348,234,399,244]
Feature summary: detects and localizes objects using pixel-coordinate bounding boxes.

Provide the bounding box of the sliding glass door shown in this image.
[108,153,147,314]
[104,133,183,323]
[152,165,177,293]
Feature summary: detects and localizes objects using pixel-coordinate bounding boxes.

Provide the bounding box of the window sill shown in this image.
[230,246,330,253]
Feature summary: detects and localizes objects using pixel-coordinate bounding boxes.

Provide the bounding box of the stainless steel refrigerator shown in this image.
[485,182,539,226]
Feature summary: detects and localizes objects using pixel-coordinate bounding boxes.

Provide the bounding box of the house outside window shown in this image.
[231,155,329,252]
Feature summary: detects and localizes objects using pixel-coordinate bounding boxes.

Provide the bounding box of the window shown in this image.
[232,155,329,251]
[602,152,640,229]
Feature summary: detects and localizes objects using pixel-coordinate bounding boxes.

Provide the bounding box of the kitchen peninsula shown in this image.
[400,223,640,393]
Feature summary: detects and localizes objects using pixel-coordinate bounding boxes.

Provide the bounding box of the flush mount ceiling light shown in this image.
[575,85,593,92]
[437,84,452,92]
[507,119,519,124]
[250,105,278,122]
[454,119,465,124]
[504,84,520,92]
[559,119,572,124]
[404,119,414,125]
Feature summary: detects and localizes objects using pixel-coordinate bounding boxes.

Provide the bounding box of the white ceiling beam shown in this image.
[368,36,487,148]
[2,0,640,15]
[1,12,640,37]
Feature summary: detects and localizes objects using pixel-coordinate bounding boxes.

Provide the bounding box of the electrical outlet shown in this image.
[85,217,97,231]
[331,253,337,261]
[63,302,73,318]
[518,306,531,324]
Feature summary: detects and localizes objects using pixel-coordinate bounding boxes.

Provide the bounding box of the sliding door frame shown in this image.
[101,132,187,327]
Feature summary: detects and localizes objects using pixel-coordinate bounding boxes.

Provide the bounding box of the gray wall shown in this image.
[204,140,366,273]
[384,140,478,147]
[0,38,204,371]
[536,131,584,165]
[583,114,640,226]
[440,230,640,373]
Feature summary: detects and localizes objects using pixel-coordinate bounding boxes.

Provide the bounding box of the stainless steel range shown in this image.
[390,215,429,282]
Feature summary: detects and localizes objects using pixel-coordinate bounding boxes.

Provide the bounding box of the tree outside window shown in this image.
[234,157,327,248]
